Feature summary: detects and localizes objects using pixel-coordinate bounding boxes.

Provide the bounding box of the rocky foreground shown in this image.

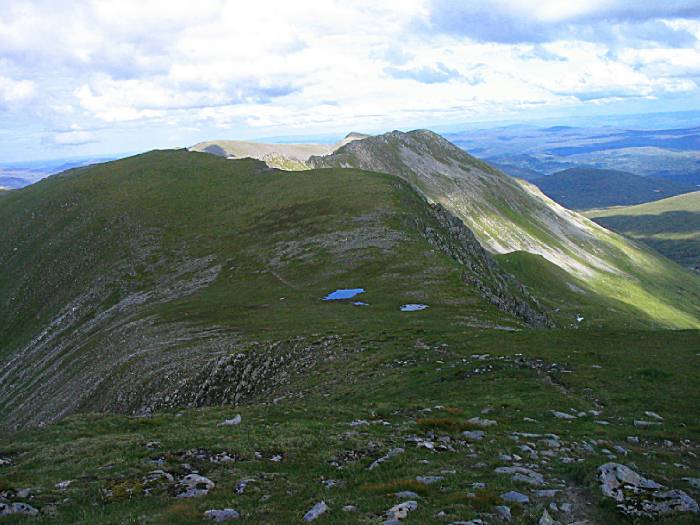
[1,330,698,524]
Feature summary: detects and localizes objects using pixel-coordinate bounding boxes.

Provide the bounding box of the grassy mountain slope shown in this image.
[532,167,695,210]
[1,328,698,524]
[309,130,700,329]
[586,192,700,271]
[0,149,550,428]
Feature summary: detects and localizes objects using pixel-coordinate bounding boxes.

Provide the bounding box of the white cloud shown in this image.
[0,0,698,158]
[0,75,35,104]
[53,129,97,146]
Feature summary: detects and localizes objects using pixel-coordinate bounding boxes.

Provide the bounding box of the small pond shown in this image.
[323,288,365,301]
[400,304,429,312]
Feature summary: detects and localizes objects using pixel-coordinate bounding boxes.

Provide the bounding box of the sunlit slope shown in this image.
[0,149,544,427]
[586,191,700,271]
[310,130,700,328]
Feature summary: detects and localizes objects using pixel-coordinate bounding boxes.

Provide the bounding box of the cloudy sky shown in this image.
[1,0,700,161]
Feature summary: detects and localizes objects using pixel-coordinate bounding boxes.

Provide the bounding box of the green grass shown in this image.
[586,192,700,271]
[0,150,531,427]
[1,329,698,524]
[311,130,700,329]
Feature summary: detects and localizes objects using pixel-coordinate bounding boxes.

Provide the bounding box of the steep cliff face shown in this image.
[310,130,700,328]
[419,203,551,328]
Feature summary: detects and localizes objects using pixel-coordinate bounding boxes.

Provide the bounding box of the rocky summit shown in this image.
[0,131,698,524]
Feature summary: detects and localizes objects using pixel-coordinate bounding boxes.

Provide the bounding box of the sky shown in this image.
[1,0,700,161]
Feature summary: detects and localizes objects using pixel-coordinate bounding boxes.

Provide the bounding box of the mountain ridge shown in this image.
[309,129,700,328]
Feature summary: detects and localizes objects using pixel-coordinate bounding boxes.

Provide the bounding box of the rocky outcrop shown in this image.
[418,203,552,328]
[136,335,347,414]
[598,462,699,518]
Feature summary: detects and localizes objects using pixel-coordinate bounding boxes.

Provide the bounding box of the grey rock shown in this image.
[495,466,544,486]
[684,478,700,490]
[0,458,12,466]
[494,505,511,521]
[634,420,661,428]
[369,447,404,470]
[303,501,328,521]
[627,436,640,444]
[539,509,559,525]
[598,462,699,517]
[342,505,357,512]
[175,474,215,498]
[0,502,39,517]
[644,411,663,421]
[55,480,72,490]
[204,508,240,521]
[462,430,486,441]
[394,491,419,498]
[235,479,255,494]
[416,475,444,484]
[534,489,559,498]
[143,469,175,486]
[15,488,32,499]
[218,415,241,426]
[551,411,576,420]
[386,500,418,520]
[501,491,529,504]
[467,417,497,427]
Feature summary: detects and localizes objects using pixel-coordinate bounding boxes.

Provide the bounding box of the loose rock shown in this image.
[204,508,240,521]
[501,491,529,504]
[218,415,242,426]
[494,505,511,521]
[598,462,699,517]
[175,474,215,498]
[0,502,40,517]
[467,417,497,427]
[386,500,418,520]
[416,475,443,484]
[462,430,486,441]
[303,501,328,521]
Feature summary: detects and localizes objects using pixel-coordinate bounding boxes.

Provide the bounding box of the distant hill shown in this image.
[586,192,700,271]
[532,167,695,209]
[0,175,30,189]
[190,132,369,170]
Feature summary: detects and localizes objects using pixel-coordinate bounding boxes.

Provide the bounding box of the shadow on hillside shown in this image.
[594,211,700,235]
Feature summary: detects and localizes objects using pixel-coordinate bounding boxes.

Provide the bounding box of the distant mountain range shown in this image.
[446,124,700,186]
[530,167,696,210]
[0,156,118,189]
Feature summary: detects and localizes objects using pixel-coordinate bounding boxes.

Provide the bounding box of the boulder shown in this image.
[0,502,40,517]
[303,501,328,521]
[175,474,215,498]
[386,500,418,520]
[500,491,529,504]
[598,463,699,517]
[204,508,240,521]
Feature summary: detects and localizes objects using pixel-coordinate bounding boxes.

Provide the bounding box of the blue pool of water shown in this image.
[400,304,429,312]
[323,288,365,301]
